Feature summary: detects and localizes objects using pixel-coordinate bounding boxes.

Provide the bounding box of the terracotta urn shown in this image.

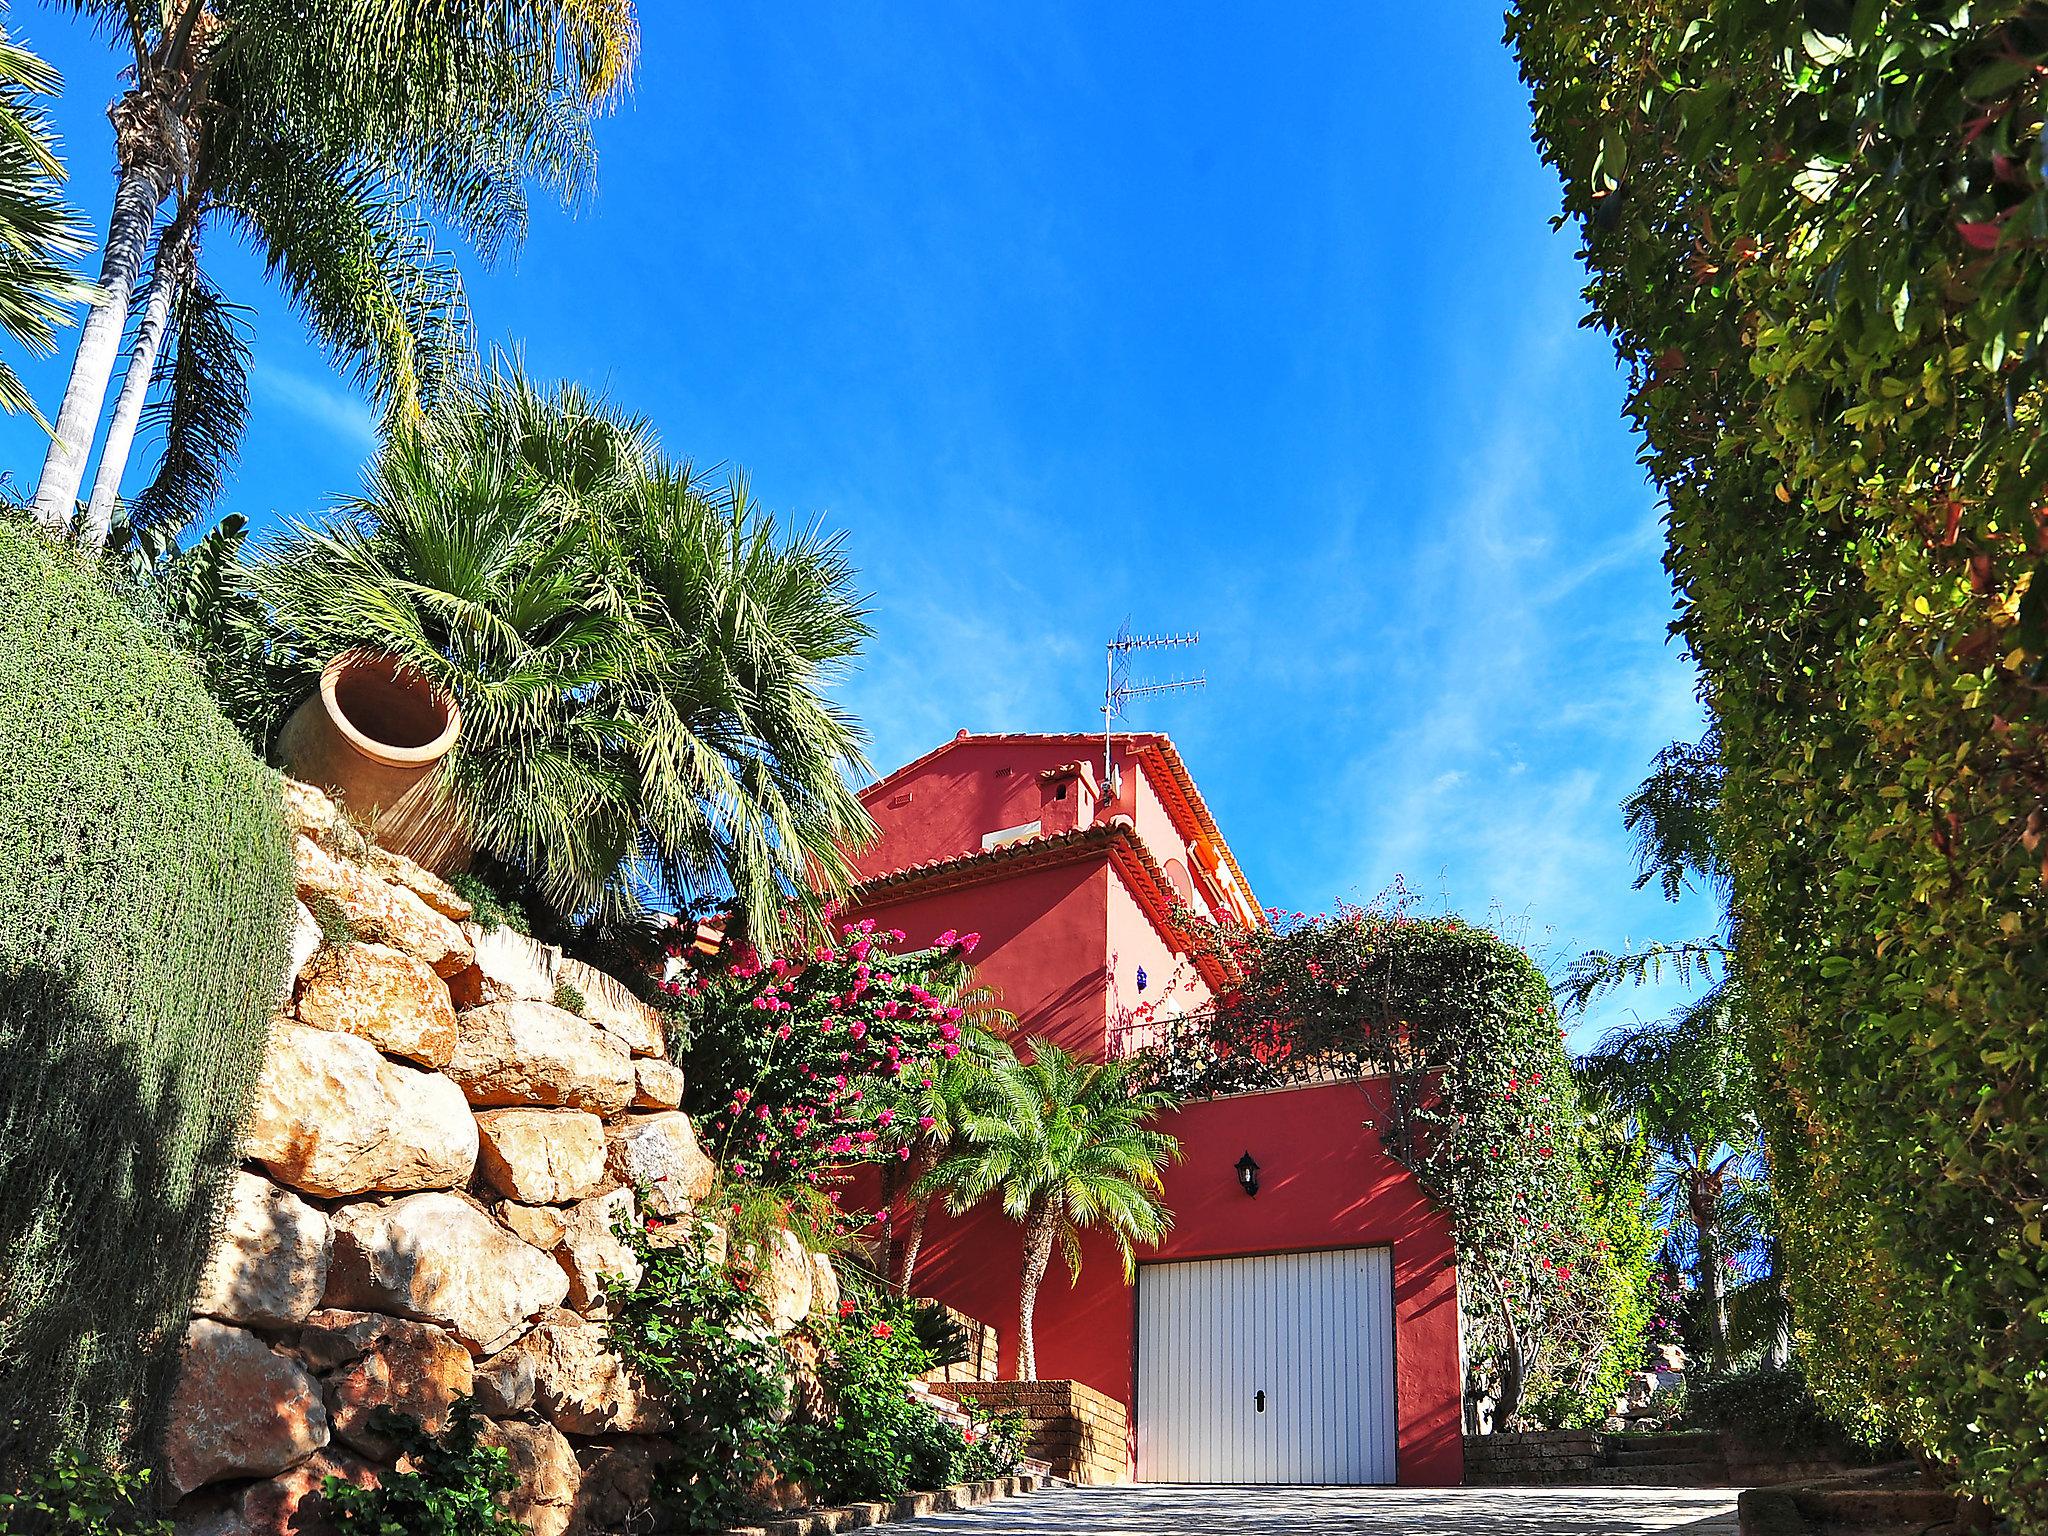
[277,651,466,869]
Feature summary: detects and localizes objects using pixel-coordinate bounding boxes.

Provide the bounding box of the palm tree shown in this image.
[253,365,874,941]
[0,10,92,425]
[30,0,636,545]
[929,1042,1180,1380]
[885,997,1016,1290]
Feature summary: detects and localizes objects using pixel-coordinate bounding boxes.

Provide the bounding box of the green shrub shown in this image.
[603,1213,790,1533]
[1687,1364,1894,1465]
[1510,5,2048,1520]
[322,1400,523,1536]
[447,867,533,937]
[0,523,294,1474]
[0,1446,170,1536]
[551,979,587,1017]
[308,892,355,952]
[786,1292,1020,1505]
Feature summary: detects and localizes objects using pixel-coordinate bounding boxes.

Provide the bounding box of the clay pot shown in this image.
[278,651,466,869]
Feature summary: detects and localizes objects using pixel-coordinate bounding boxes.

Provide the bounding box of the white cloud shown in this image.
[251,362,378,453]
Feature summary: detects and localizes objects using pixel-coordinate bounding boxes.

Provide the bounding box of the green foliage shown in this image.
[309,893,356,953]
[1687,1363,1894,1464]
[0,1447,169,1536]
[0,8,91,426]
[446,868,533,937]
[322,1400,523,1536]
[604,1214,790,1533]
[0,524,294,1474]
[1510,2,2048,1519]
[552,979,587,1017]
[252,365,875,938]
[786,1292,1019,1505]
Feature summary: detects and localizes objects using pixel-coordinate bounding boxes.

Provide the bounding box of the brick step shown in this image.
[1593,1463,1732,1487]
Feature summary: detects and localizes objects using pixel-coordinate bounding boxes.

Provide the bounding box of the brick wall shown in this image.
[934,1380,1130,1485]
[1462,1430,1601,1483]
[918,1302,1000,1385]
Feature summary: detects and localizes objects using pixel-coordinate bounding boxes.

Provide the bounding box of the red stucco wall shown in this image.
[874,1078,1464,1485]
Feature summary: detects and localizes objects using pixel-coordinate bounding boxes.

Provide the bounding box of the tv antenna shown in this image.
[1103,624,1204,792]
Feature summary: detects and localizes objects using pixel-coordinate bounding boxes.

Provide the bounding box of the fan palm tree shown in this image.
[30,0,636,545]
[253,366,874,942]
[0,10,92,425]
[929,1042,1180,1380]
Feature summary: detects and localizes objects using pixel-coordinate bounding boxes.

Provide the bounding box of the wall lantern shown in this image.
[1234,1150,1261,1199]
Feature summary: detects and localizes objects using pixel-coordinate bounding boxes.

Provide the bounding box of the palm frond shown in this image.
[127,260,250,537]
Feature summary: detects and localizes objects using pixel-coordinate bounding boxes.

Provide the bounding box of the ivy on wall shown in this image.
[1167,903,1649,1428]
[1509,1,2048,1520]
[0,522,295,1473]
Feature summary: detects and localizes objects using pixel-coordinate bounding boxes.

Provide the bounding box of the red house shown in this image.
[843,730,1464,1486]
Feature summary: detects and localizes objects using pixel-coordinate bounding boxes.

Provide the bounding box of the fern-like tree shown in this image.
[885,997,1015,1290]
[29,0,636,545]
[0,9,91,426]
[1563,729,1774,1374]
[254,365,874,941]
[930,1042,1179,1381]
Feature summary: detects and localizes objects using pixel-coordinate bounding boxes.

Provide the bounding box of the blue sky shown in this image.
[3,4,1717,1043]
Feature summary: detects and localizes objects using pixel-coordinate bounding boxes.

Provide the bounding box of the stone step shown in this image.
[1593,1463,1732,1487]
[1605,1440,1724,1464]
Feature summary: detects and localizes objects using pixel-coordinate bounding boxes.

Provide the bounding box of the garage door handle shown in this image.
[1255,1390,1266,1413]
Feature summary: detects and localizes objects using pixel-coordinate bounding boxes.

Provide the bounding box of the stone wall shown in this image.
[918,1304,1000,1386]
[933,1381,1129,1486]
[1461,1430,1602,1483]
[166,782,835,1536]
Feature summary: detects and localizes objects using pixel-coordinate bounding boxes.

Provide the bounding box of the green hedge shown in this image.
[0,523,294,1473]
[1510,3,2048,1524]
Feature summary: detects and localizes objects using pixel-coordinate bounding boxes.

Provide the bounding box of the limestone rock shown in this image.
[447,1001,634,1114]
[193,1171,331,1329]
[631,1058,685,1110]
[298,1310,475,1459]
[572,1438,674,1536]
[553,1189,641,1313]
[451,926,560,1007]
[809,1250,840,1321]
[244,1023,477,1198]
[478,1419,580,1536]
[556,958,664,1057]
[498,1201,574,1250]
[294,835,472,977]
[473,1108,607,1204]
[296,942,458,1067]
[165,1320,329,1495]
[324,1193,569,1356]
[365,845,473,922]
[282,779,369,861]
[290,903,323,988]
[742,1228,813,1335]
[515,1318,672,1435]
[604,1113,714,1217]
[473,1347,537,1416]
[175,1450,379,1536]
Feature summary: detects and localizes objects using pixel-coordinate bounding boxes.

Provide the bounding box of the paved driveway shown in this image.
[902,1484,1741,1535]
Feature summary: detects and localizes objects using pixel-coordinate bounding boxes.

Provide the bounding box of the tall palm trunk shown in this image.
[1690,1170,1731,1372]
[1015,1203,1058,1382]
[897,1198,930,1291]
[875,1158,903,1285]
[83,219,192,543]
[30,155,165,534]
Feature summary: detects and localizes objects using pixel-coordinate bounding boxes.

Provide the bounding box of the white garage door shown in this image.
[1135,1247,1396,1484]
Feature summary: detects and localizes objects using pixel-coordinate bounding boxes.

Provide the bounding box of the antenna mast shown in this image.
[1103,624,1204,792]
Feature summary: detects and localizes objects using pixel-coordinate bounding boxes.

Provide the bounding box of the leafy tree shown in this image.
[929,1042,1178,1381]
[252,366,874,938]
[1511,3,2048,1520]
[0,9,91,426]
[28,0,636,546]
